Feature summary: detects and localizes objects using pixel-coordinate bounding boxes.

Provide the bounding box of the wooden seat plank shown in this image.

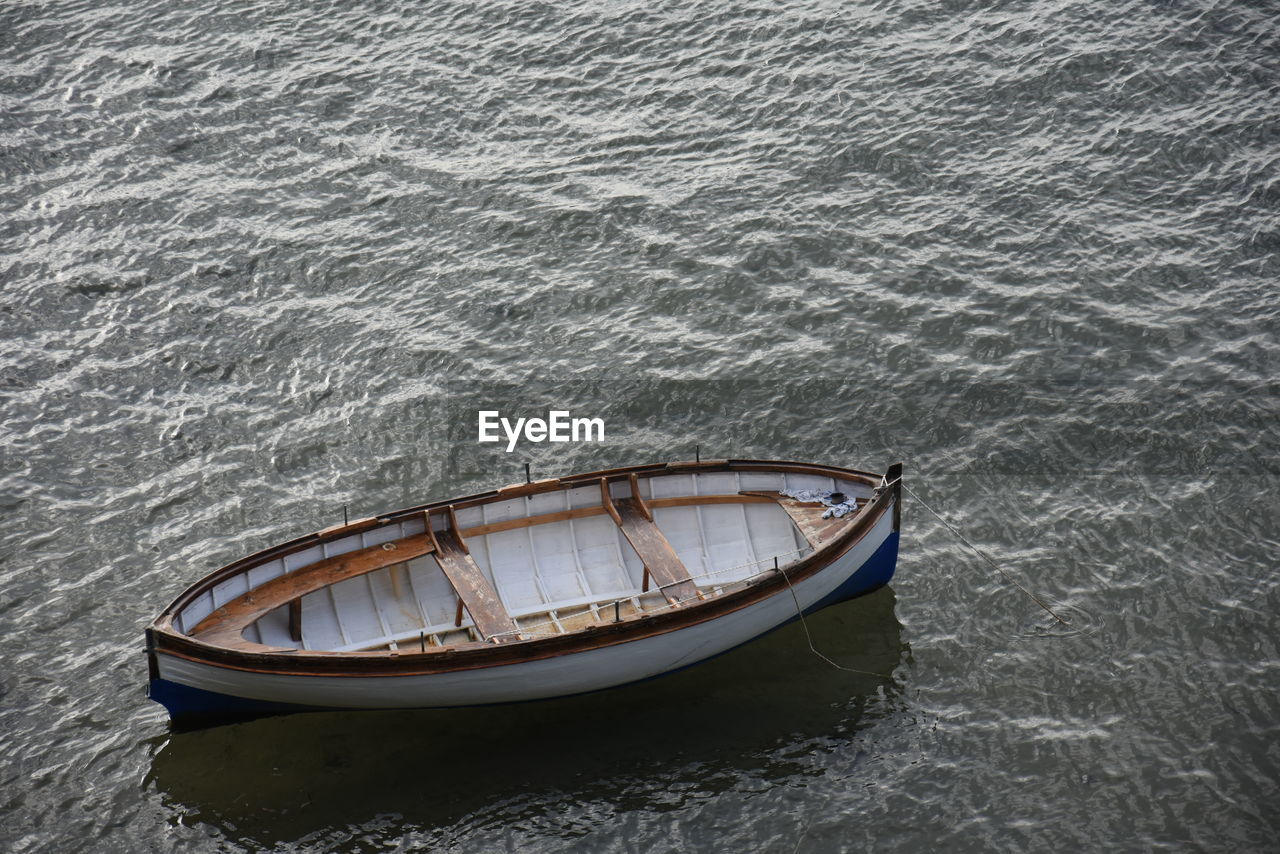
[190,532,436,650]
[431,527,520,641]
[613,497,700,604]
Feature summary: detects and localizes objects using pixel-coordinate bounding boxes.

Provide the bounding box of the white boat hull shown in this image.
[150,508,898,720]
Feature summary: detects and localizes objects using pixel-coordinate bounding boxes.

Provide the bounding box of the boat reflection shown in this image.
[147,588,908,846]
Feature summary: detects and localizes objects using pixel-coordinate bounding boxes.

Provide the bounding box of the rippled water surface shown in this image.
[2,0,1277,850]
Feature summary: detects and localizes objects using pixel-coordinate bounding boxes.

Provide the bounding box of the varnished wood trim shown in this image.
[556,463,669,486]
[662,459,728,472]
[188,532,436,649]
[600,478,622,526]
[152,485,894,677]
[455,494,775,539]
[155,459,884,633]
[432,527,518,641]
[724,459,881,486]
[446,505,468,554]
[654,494,775,508]
[744,491,862,548]
[629,473,652,521]
[317,516,381,537]
[151,482,894,678]
[422,510,441,552]
[461,505,608,537]
[611,497,699,604]
[497,478,563,497]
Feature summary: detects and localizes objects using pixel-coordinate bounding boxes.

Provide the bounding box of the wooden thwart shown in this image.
[190,532,436,650]
[430,526,520,641]
[609,493,700,605]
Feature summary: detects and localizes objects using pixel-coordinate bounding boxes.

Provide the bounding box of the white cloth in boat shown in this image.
[781,488,859,519]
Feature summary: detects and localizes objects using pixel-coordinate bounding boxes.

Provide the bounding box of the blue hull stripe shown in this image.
[150,532,900,727]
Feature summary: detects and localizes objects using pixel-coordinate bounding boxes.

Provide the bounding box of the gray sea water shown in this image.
[2,0,1278,850]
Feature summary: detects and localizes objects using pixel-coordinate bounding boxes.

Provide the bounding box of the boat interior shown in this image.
[175,468,876,653]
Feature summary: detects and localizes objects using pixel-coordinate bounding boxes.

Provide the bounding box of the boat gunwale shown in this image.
[148,459,895,678]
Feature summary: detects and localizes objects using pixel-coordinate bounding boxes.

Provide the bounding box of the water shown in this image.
[2,0,1277,850]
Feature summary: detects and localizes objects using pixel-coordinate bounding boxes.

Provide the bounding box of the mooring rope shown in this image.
[777,474,1070,675]
[894,477,1072,626]
[776,558,891,677]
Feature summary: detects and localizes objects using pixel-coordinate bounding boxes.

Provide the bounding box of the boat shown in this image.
[145,458,903,727]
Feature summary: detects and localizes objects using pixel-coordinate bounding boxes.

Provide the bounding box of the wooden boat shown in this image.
[145,458,903,727]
